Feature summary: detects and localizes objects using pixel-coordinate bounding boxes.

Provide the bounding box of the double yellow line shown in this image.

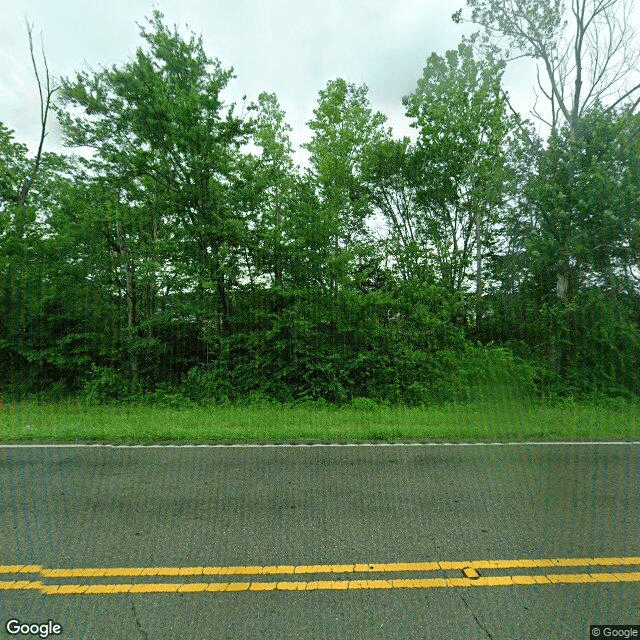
[1,556,639,595]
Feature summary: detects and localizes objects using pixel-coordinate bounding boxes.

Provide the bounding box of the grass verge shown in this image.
[0,397,638,443]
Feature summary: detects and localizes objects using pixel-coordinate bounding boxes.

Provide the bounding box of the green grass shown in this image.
[0,397,638,443]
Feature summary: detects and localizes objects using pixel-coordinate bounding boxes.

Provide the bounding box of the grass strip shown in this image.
[0,398,638,444]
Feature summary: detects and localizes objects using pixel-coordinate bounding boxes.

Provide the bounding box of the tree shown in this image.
[456,0,640,134]
[489,103,640,391]
[56,11,253,383]
[0,23,72,395]
[0,123,30,211]
[404,42,513,329]
[0,131,88,394]
[1,124,32,390]
[526,105,640,302]
[455,0,640,328]
[250,92,296,290]
[16,21,58,207]
[304,79,390,301]
[362,137,428,283]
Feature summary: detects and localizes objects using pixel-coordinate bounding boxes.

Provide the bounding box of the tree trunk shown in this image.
[556,270,569,300]
[475,206,483,331]
[116,220,139,385]
[217,268,230,338]
[148,211,158,338]
[17,22,57,208]
[552,266,570,377]
[274,184,282,288]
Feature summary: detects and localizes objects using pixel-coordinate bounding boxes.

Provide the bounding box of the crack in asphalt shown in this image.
[131,600,149,640]
[459,592,494,639]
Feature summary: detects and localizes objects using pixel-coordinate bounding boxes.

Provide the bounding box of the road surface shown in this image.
[1,442,639,639]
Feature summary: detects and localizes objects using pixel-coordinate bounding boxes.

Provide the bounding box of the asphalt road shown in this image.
[1,443,639,639]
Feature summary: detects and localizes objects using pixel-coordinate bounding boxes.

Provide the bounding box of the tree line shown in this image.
[1,3,639,405]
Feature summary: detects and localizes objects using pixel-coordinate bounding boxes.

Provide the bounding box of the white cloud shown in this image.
[6,0,635,161]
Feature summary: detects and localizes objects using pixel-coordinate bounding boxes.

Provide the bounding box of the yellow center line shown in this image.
[1,556,639,595]
[2,572,640,594]
[1,556,637,579]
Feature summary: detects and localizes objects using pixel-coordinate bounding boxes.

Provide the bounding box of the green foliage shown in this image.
[0,122,29,206]
[350,397,379,412]
[303,78,390,301]
[463,0,565,60]
[2,12,638,411]
[81,366,130,403]
[403,41,514,306]
[490,104,640,399]
[142,383,192,409]
[551,289,640,398]
[456,344,536,403]
[181,366,234,405]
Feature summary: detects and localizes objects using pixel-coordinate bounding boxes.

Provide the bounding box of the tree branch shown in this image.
[17,20,58,207]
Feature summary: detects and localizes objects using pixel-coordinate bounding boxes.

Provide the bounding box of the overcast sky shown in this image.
[2,0,550,165]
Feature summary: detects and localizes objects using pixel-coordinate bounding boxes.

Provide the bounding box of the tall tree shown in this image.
[251,92,296,290]
[362,137,427,283]
[0,131,88,392]
[492,103,640,389]
[17,21,58,207]
[57,11,253,382]
[455,0,640,136]
[304,79,389,301]
[527,104,640,298]
[455,0,640,385]
[404,42,513,329]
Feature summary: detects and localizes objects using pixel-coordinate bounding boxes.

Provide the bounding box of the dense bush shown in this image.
[81,365,130,403]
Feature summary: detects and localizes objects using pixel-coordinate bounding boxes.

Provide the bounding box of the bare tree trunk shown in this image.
[17,21,57,207]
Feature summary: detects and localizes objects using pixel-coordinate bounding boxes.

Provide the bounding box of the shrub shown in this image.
[350,397,379,412]
[181,366,233,404]
[81,365,129,403]
[456,344,536,404]
[144,382,192,409]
